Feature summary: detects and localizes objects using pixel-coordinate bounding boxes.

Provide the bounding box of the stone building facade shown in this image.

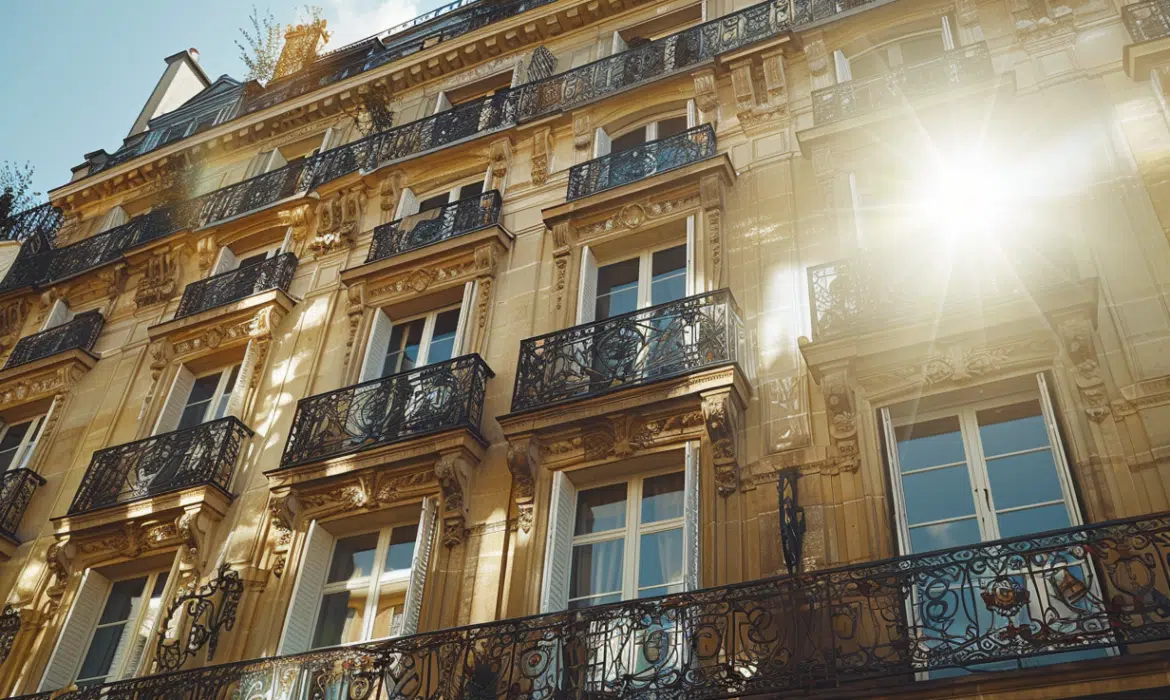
[1,0,1170,697]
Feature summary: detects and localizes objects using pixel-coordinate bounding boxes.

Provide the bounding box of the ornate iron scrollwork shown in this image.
[3,309,104,370]
[174,253,298,319]
[154,565,243,672]
[0,469,46,541]
[0,203,62,245]
[281,354,493,469]
[1123,0,1170,42]
[68,417,253,515]
[567,124,716,201]
[0,605,19,665]
[367,191,502,264]
[777,468,804,574]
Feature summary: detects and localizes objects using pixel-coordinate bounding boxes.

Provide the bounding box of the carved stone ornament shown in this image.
[506,438,539,533]
[821,367,859,462]
[341,284,365,381]
[488,138,513,192]
[368,256,477,303]
[700,174,726,289]
[572,112,591,150]
[313,185,367,255]
[297,469,435,519]
[545,410,706,464]
[277,203,313,256]
[0,299,28,354]
[435,453,471,547]
[45,540,75,602]
[531,127,554,186]
[379,170,408,217]
[702,390,744,496]
[804,32,829,76]
[267,493,300,578]
[692,68,719,122]
[0,365,81,413]
[134,247,180,308]
[1057,315,1110,422]
[766,374,811,453]
[197,235,218,276]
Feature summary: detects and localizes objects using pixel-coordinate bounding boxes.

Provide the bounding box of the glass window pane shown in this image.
[638,528,683,589]
[427,309,461,365]
[908,517,982,553]
[894,416,966,471]
[77,625,126,682]
[99,578,147,624]
[846,50,888,81]
[986,450,1064,511]
[569,540,624,599]
[900,33,946,65]
[186,374,221,406]
[641,472,684,523]
[418,193,450,213]
[611,128,646,152]
[650,245,687,306]
[596,258,640,320]
[458,181,485,199]
[575,483,628,535]
[977,401,1050,457]
[901,465,977,525]
[370,588,405,639]
[327,533,379,583]
[383,319,426,376]
[0,423,30,471]
[568,593,621,610]
[996,503,1071,539]
[656,116,688,140]
[213,366,241,420]
[311,591,367,649]
[384,525,418,573]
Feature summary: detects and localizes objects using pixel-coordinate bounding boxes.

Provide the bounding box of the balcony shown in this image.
[566,125,716,202]
[30,512,1170,699]
[2,310,103,371]
[0,469,44,544]
[67,417,251,516]
[0,203,62,244]
[810,43,996,126]
[197,160,312,229]
[806,242,1081,341]
[1125,0,1170,77]
[511,289,746,413]
[174,253,298,320]
[367,191,502,264]
[280,354,493,469]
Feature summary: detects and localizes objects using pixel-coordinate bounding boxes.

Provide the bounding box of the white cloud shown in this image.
[323,0,424,49]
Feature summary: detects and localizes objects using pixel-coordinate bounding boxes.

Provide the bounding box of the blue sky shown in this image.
[0,0,446,201]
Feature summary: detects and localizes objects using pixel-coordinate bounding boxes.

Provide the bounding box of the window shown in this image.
[0,414,46,472]
[882,376,1080,553]
[40,300,75,332]
[396,178,487,219]
[210,245,280,277]
[310,524,419,648]
[278,499,437,655]
[835,17,954,83]
[595,114,691,158]
[541,444,700,613]
[39,568,171,691]
[242,149,288,180]
[580,242,690,324]
[360,291,475,383]
[155,363,243,435]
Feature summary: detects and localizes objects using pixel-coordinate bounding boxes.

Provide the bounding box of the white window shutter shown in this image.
[610,31,628,56]
[359,309,394,382]
[278,520,335,655]
[265,150,288,173]
[593,128,611,158]
[279,227,295,255]
[453,281,477,357]
[98,206,129,233]
[39,568,111,691]
[14,414,47,472]
[880,407,912,556]
[154,366,196,435]
[941,16,956,51]
[683,441,701,591]
[686,98,699,128]
[395,188,419,220]
[41,300,70,332]
[834,50,852,83]
[226,344,259,420]
[540,470,577,612]
[576,246,599,324]
[400,497,437,637]
[211,247,239,276]
[319,126,337,153]
[433,92,452,114]
[243,150,271,180]
[686,216,697,296]
[1036,373,1085,525]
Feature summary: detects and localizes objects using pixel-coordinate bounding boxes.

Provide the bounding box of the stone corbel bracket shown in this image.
[506,436,539,534]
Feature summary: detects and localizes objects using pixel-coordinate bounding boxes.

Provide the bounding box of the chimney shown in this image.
[126,48,212,138]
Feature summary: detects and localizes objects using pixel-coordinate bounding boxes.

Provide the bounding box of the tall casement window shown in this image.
[39,569,171,691]
[209,244,284,278]
[833,16,955,83]
[593,106,695,159]
[577,237,694,325]
[0,413,46,473]
[279,498,437,654]
[541,445,700,613]
[394,176,489,220]
[155,364,242,435]
[359,292,476,383]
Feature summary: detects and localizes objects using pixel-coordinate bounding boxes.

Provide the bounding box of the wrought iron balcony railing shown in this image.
[0,202,62,244]
[2,310,104,371]
[0,469,45,541]
[174,253,298,320]
[808,242,1080,339]
[566,124,717,201]
[280,354,493,469]
[30,512,1170,700]
[197,160,312,228]
[811,43,996,125]
[1125,0,1170,42]
[68,417,252,516]
[367,191,502,263]
[511,289,746,412]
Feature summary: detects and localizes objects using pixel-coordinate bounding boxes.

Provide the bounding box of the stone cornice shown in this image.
[0,350,96,412]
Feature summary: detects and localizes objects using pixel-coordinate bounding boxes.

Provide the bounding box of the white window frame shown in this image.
[75,569,171,686]
[881,376,1082,555]
[310,522,418,648]
[0,414,46,473]
[566,466,688,609]
[836,17,955,84]
[598,112,692,157]
[595,240,691,315]
[188,366,240,425]
[366,303,466,379]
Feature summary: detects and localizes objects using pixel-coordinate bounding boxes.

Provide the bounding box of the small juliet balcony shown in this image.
[366,191,502,264]
[66,417,252,517]
[174,253,298,320]
[279,354,493,470]
[510,289,748,414]
[809,43,997,128]
[0,469,45,551]
[1124,0,1170,78]
[196,160,311,229]
[566,124,717,202]
[2,310,103,371]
